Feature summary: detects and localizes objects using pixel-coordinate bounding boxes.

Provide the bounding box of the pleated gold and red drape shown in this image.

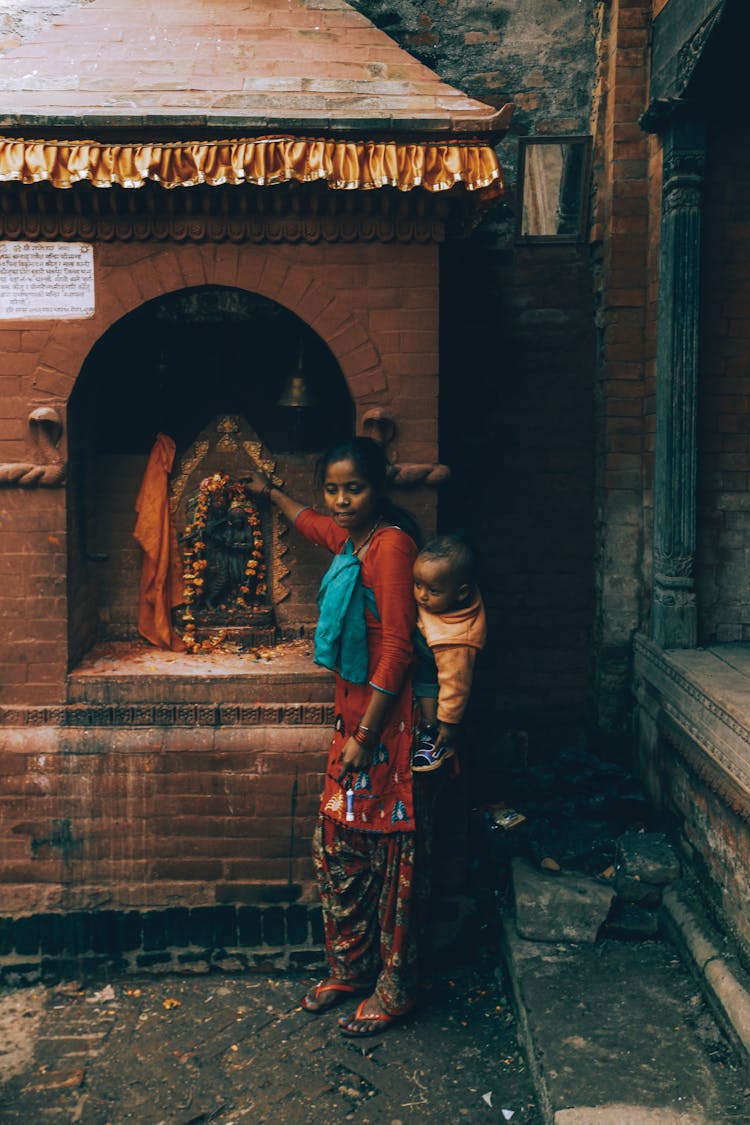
[0,136,502,194]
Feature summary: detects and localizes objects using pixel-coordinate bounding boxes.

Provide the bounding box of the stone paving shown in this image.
[0,949,541,1125]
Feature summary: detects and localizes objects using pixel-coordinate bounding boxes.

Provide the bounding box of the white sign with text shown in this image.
[0,242,94,319]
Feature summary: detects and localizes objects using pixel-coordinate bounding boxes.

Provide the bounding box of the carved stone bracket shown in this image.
[641,1,726,133]
[360,407,451,487]
[0,406,66,487]
[676,6,724,90]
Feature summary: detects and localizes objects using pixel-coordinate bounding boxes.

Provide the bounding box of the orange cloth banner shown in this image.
[134,433,185,652]
[0,135,502,194]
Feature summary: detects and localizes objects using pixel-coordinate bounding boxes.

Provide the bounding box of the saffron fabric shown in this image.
[312,815,418,1016]
[295,507,417,834]
[0,136,502,194]
[417,594,487,724]
[133,433,185,652]
[314,542,369,684]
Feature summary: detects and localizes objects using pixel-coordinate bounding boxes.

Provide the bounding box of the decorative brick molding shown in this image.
[0,703,336,728]
[0,181,449,245]
[0,901,327,985]
[634,633,750,823]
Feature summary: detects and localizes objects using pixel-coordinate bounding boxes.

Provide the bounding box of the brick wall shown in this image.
[354,0,602,742]
[696,107,750,642]
[589,0,652,739]
[440,241,595,733]
[0,234,444,917]
[0,723,326,916]
[0,239,439,704]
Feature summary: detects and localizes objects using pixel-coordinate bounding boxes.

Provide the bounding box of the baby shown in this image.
[411,534,487,772]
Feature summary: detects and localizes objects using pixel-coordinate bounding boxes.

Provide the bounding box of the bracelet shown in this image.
[261,481,273,497]
[353,724,376,748]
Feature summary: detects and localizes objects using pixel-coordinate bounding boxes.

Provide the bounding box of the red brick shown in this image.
[150,859,223,881]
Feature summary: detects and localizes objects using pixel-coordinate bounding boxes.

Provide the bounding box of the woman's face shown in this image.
[323,457,378,535]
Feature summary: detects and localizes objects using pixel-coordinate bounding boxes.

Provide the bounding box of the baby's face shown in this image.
[413,556,464,614]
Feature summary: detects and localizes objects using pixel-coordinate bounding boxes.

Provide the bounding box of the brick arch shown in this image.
[36,244,388,409]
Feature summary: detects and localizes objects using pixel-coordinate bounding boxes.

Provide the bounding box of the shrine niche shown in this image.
[170,415,286,651]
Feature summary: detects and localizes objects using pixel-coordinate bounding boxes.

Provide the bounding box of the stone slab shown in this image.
[512,857,615,943]
[500,910,748,1124]
[555,1109,708,1125]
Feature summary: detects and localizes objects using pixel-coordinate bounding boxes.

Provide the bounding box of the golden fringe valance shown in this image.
[0,136,502,194]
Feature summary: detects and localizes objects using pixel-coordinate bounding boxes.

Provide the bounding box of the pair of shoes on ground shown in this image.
[411,722,454,773]
[300,978,410,1037]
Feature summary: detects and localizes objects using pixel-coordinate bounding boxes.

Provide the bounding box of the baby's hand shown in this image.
[435,721,459,750]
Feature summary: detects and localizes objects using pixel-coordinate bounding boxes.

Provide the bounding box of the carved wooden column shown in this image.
[652,116,706,649]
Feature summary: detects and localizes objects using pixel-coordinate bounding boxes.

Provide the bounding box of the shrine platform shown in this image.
[67,639,334,707]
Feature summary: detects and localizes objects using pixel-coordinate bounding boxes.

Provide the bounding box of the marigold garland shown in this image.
[181,472,267,654]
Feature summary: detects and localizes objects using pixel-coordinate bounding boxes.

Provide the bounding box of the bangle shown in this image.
[261,481,273,497]
[353,724,375,748]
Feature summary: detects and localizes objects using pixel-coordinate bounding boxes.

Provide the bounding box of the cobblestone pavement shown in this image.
[0,950,541,1124]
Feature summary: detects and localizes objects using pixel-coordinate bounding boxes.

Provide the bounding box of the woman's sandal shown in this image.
[337,998,409,1037]
[300,979,364,1013]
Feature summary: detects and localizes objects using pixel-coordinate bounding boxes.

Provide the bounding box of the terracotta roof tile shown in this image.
[0,0,505,137]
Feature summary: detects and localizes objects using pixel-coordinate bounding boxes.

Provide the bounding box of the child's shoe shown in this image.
[411,723,454,773]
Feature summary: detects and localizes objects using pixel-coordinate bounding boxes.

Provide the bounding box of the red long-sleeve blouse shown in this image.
[295,507,418,833]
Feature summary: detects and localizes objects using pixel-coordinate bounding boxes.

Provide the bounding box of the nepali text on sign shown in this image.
[0,242,94,319]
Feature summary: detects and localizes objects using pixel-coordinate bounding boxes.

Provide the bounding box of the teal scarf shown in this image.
[315,541,375,684]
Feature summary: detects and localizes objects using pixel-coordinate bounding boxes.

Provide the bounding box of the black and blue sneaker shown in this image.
[411,723,455,773]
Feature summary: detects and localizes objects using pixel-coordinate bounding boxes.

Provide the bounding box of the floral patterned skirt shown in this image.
[312,815,418,1016]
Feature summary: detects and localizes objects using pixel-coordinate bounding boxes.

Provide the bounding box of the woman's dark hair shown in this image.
[316,436,421,545]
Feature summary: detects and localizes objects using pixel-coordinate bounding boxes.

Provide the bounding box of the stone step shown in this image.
[501,876,749,1124]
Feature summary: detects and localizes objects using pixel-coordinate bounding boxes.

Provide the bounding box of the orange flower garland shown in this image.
[181,472,267,653]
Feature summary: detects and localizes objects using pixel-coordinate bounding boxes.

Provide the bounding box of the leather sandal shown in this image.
[300,979,364,1013]
[337,998,409,1037]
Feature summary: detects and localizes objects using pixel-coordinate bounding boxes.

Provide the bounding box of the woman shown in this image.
[246,437,418,1037]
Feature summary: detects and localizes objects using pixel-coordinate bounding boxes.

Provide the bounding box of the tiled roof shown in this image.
[0,0,507,138]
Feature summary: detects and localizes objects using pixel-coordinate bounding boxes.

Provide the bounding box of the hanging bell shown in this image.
[276,373,314,409]
[276,348,314,409]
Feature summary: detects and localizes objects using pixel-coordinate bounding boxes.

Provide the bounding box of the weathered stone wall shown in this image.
[635,703,750,958]
[588,0,652,741]
[351,0,601,151]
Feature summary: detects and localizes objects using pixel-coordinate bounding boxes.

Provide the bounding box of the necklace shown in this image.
[352,518,382,557]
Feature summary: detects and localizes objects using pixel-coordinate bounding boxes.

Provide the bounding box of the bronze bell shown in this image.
[276,373,314,409]
[276,348,314,409]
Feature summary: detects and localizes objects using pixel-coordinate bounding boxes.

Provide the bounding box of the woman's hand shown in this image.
[242,471,271,498]
[336,736,372,783]
[241,473,307,525]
